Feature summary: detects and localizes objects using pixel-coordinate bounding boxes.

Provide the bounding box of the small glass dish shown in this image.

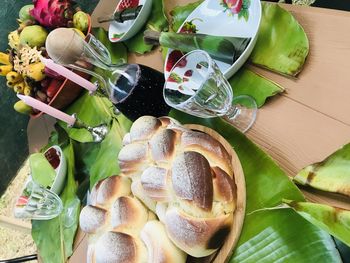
[14,180,63,220]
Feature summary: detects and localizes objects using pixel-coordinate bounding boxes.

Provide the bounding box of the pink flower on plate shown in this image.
[223,0,243,14]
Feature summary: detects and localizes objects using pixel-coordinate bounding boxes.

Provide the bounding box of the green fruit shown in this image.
[14,100,32,115]
[19,5,34,22]
[73,11,89,33]
[19,25,48,48]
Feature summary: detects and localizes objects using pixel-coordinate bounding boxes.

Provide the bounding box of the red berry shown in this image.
[166,50,185,72]
[117,0,139,11]
[184,70,193,77]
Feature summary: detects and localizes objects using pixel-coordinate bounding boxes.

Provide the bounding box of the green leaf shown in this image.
[170,0,203,32]
[169,111,304,213]
[125,0,169,54]
[229,68,284,107]
[284,200,350,247]
[293,142,350,197]
[250,3,309,76]
[230,209,342,262]
[91,27,127,64]
[59,92,114,143]
[29,152,56,188]
[32,141,80,263]
[89,119,126,188]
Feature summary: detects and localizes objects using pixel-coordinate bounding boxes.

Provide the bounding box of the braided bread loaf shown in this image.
[118,116,237,258]
[79,175,187,263]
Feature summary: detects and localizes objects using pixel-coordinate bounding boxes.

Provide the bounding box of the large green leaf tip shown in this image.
[32,140,80,263]
[29,152,56,188]
[229,68,284,108]
[294,142,350,197]
[230,209,342,263]
[285,200,350,247]
[250,3,309,76]
[125,0,169,54]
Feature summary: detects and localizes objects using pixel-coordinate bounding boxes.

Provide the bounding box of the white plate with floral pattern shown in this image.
[109,0,152,42]
[164,0,261,79]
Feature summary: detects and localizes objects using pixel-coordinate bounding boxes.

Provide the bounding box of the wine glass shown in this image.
[14,180,63,220]
[45,28,170,121]
[163,50,257,133]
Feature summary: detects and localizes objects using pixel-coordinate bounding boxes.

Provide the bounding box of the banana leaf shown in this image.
[91,27,128,64]
[170,0,203,32]
[29,152,56,188]
[125,0,169,54]
[89,119,129,188]
[32,138,80,263]
[58,93,114,143]
[169,110,342,261]
[230,209,342,262]
[229,68,284,107]
[293,143,350,197]
[284,200,350,247]
[250,3,309,76]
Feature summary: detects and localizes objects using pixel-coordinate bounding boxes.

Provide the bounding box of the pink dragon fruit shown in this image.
[30,0,74,28]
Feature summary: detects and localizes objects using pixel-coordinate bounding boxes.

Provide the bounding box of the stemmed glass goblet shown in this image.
[163,50,257,133]
[45,28,170,121]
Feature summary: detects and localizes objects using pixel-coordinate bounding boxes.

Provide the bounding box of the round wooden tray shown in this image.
[185,124,246,263]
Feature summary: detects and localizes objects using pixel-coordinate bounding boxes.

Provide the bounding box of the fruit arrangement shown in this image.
[1,0,90,115]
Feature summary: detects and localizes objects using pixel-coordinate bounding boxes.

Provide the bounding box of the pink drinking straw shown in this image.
[17,94,76,126]
[41,57,97,92]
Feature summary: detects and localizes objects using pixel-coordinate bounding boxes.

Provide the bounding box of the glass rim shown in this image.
[163,50,214,108]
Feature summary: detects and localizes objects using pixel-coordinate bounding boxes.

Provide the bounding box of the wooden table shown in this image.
[26,0,350,261]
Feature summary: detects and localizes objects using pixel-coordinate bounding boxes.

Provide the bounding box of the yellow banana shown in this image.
[6,71,23,83]
[23,84,32,96]
[0,64,13,76]
[0,52,10,65]
[25,62,45,81]
[6,80,16,89]
[13,81,25,94]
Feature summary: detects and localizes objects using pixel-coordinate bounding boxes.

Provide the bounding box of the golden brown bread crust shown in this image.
[149,129,178,162]
[212,167,236,203]
[181,131,233,175]
[111,196,150,231]
[94,231,147,263]
[96,176,131,208]
[141,166,170,202]
[163,207,232,257]
[118,143,150,178]
[117,116,237,258]
[81,171,187,263]
[141,220,187,263]
[82,117,236,261]
[129,116,162,142]
[172,151,213,211]
[79,205,108,234]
